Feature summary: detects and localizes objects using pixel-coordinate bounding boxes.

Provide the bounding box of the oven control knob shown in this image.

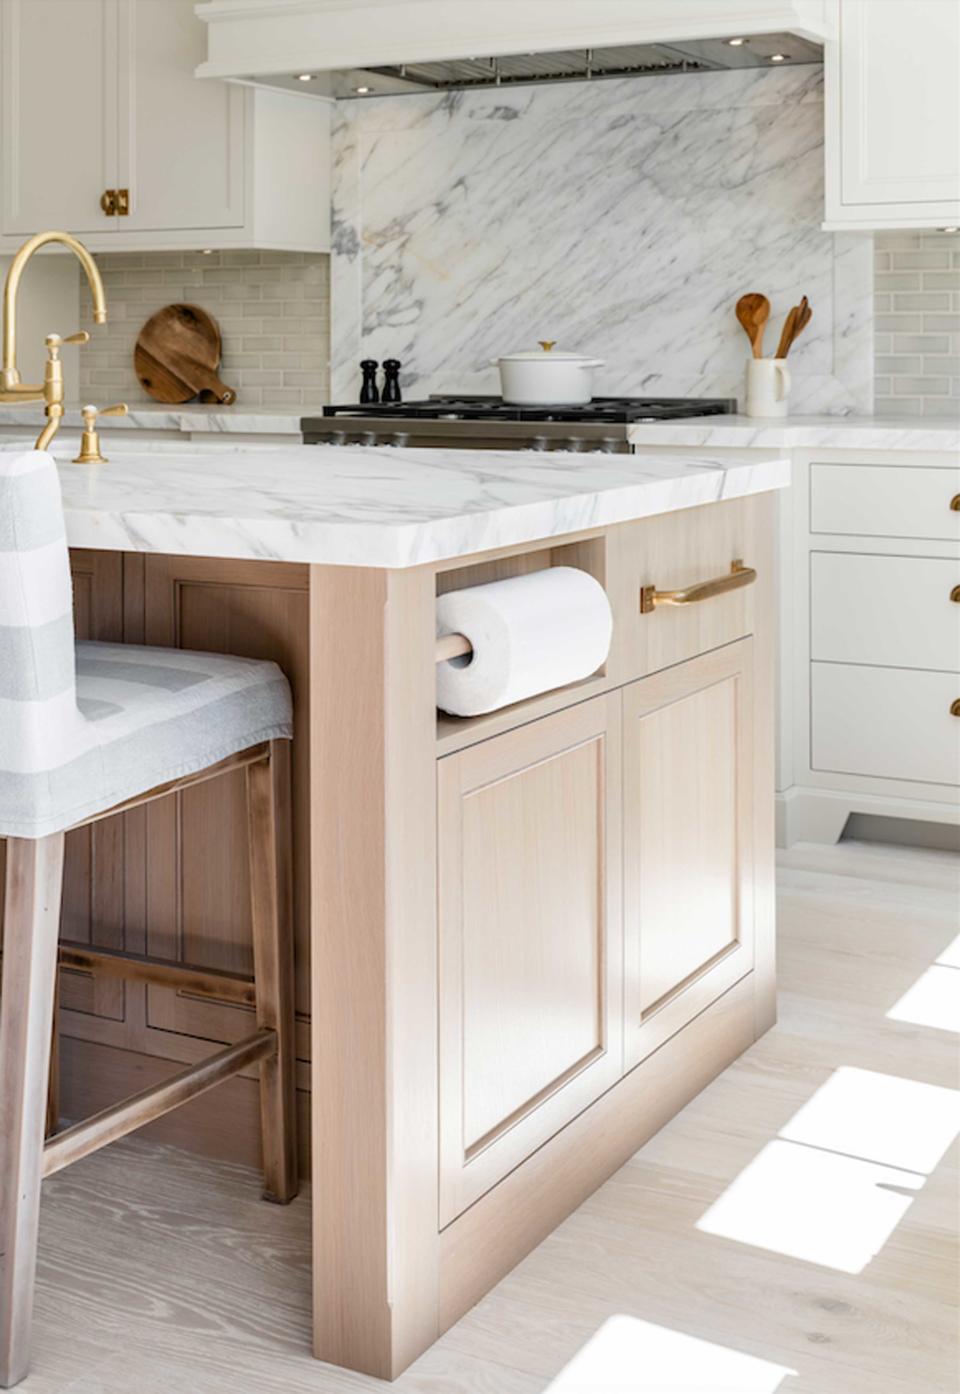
[600,437,619,453]
[360,431,378,446]
[565,437,584,452]
[330,431,347,446]
[391,432,410,447]
[529,435,548,452]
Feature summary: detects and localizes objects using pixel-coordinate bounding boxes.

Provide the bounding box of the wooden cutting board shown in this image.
[134,303,237,404]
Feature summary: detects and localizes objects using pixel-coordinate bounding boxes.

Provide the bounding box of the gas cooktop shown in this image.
[319,396,737,424]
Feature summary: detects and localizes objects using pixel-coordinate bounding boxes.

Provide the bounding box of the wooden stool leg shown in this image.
[246,741,298,1204]
[45,971,59,1140]
[0,834,65,1389]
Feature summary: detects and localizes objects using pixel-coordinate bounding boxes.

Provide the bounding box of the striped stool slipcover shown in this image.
[0,451,298,1388]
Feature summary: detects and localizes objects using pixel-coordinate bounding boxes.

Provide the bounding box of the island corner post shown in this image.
[309,562,442,1378]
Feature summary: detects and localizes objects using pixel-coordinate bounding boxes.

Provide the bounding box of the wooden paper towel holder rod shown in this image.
[436,633,473,663]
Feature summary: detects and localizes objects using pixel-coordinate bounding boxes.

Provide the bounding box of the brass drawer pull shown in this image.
[951,494,960,512]
[640,559,756,615]
[116,187,130,216]
[100,188,117,216]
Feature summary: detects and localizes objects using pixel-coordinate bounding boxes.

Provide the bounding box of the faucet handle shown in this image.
[45,331,91,356]
[74,402,128,465]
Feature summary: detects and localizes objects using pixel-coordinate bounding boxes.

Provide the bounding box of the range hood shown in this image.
[195,0,831,92]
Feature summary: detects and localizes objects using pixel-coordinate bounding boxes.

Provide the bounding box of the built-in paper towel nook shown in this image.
[435,533,608,747]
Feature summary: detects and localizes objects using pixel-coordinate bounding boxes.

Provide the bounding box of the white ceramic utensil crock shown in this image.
[492,340,604,406]
[744,357,791,418]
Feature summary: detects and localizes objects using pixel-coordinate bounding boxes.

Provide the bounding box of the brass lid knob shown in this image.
[538,340,557,352]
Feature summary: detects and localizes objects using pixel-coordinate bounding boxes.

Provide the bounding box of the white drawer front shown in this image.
[811,464,960,541]
[812,553,960,673]
[812,662,960,786]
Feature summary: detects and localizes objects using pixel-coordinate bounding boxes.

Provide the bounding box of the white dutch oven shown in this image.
[492,340,604,406]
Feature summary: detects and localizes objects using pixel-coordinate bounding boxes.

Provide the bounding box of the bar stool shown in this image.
[0,450,298,1388]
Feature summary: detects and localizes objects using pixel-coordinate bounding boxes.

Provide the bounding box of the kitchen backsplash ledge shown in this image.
[79,250,330,408]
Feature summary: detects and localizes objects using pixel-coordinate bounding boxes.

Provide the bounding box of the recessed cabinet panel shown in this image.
[0,0,116,235]
[438,695,622,1225]
[623,640,755,1070]
[141,556,311,1060]
[839,0,960,209]
[119,0,244,231]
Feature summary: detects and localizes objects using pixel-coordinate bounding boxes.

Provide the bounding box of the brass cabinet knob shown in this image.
[951,699,960,718]
[951,494,960,512]
[952,585,960,603]
[100,189,117,216]
[74,402,128,465]
[116,188,130,216]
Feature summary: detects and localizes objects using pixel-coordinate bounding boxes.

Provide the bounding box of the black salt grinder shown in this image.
[359,359,379,404]
[382,358,402,404]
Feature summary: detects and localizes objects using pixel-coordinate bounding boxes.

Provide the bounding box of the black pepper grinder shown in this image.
[359,359,379,404]
[382,358,402,404]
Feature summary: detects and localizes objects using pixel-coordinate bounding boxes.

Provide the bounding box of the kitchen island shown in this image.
[32,440,787,1379]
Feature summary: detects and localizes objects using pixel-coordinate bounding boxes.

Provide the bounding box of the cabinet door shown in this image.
[623,639,755,1071]
[0,0,117,236]
[835,0,960,216]
[438,695,622,1226]
[118,0,244,233]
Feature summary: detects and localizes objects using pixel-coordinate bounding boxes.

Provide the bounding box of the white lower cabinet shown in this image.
[812,552,960,673]
[437,636,759,1223]
[623,639,756,1069]
[812,662,960,786]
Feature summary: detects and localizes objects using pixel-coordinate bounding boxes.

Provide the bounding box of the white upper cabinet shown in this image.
[0,0,117,236]
[0,0,330,251]
[824,0,960,228]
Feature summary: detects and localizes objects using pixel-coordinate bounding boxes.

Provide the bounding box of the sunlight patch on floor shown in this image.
[696,1067,960,1273]
[543,1314,797,1393]
[888,965,960,1033]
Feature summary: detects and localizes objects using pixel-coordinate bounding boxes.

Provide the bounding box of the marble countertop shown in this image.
[0,402,311,436]
[627,414,960,452]
[38,442,789,569]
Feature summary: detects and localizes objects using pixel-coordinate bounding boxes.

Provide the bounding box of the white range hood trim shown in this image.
[194,0,832,80]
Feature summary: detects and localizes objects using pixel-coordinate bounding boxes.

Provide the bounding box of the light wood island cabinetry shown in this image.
[23,448,782,1383]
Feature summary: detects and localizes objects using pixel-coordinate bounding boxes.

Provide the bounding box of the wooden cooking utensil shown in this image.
[775,295,812,358]
[774,305,799,360]
[134,303,237,404]
[735,293,770,359]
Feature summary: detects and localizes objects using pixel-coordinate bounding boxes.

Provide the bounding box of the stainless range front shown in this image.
[301,396,737,452]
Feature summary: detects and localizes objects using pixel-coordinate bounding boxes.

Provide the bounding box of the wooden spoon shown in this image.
[735,293,770,359]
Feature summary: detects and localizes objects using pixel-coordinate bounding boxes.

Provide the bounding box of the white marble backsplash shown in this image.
[332,66,872,415]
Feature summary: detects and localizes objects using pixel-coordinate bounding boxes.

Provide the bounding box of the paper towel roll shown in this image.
[436,566,613,717]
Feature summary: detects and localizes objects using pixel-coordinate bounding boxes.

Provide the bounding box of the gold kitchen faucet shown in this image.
[0,230,109,451]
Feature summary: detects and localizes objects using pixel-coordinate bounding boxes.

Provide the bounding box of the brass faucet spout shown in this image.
[0,231,106,449]
[1,230,106,387]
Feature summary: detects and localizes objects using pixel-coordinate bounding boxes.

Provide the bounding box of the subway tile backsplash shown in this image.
[79,250,330,407]
[875,231,960,418]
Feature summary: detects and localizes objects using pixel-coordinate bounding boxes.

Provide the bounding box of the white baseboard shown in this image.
[776,786,960,848]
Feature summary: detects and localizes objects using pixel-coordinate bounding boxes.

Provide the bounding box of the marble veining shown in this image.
[332,66,873,415]
[53,444,789,569]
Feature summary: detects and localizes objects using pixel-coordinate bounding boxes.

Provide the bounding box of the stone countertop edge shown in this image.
[55,444,790,570]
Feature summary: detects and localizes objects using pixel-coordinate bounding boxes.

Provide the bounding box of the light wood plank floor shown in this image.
[20,841,960,1394]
